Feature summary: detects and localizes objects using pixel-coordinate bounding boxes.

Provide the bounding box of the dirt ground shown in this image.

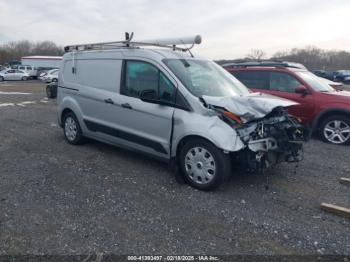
[0,81,349,256]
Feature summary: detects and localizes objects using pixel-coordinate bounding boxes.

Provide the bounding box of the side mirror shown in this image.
[295,86,308,95]
[140,89,158,103]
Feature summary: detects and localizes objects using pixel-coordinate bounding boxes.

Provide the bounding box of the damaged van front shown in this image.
[164,58,308,190]
[203,94,307,170]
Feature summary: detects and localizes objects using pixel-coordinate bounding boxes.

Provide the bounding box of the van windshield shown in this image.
[163,59,249,97]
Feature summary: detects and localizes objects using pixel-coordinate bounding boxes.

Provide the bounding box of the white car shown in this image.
[41,69,59,83]
[0,69,30,81]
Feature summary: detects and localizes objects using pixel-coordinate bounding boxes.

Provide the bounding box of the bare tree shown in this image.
[0,40,63,65]
[271,46,350,71]
[246,49,266,61]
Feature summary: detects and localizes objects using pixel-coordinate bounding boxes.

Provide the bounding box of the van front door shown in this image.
[113,60,176,158]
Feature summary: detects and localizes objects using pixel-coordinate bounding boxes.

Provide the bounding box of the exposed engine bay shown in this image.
[214,105,309,172]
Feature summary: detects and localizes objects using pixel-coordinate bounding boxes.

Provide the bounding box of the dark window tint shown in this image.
[269,72,301,93]
[122,61,175,103]
[27,66,32,70]
[232,71,269,90]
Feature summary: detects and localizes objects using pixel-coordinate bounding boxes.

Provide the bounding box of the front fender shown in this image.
[312,107,350,131]
[171,109,245,157]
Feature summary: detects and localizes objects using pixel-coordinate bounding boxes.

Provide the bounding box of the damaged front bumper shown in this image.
[220,106,309,171]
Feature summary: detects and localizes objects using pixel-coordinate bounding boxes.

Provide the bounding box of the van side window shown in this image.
[122,61,175,103]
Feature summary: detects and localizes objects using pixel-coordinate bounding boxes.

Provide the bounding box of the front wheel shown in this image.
[0,76,4,82]
[179,138,231,191]
[320,115,350,145]
[21,76,28,81]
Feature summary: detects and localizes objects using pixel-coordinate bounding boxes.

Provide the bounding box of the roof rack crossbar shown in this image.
[64,33,202,53]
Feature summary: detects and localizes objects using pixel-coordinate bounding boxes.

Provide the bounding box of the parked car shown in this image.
[17,65,37,79]
[333,70,350,82]
[0,69,30,81]
[41,69,59,83]
[313,70,336,81]
[57,36,308,191]
[46,82,57,98]
[37,67,59,79]
[343,76,350,85]
[225,61,350,145]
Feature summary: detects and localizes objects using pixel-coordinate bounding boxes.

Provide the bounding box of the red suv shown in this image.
[224,61,350,145]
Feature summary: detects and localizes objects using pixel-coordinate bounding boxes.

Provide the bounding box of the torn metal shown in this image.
[202,93,308,172]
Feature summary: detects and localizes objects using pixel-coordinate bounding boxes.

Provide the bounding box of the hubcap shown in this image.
[324,120,350,144]
[64,117,77,141]
[184,147,216,184]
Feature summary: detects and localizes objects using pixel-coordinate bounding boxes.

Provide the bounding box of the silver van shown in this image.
[57,34,307,190]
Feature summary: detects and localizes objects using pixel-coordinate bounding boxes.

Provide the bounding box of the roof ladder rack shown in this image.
[64,32,202,53]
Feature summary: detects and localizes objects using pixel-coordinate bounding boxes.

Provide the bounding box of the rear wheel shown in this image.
[63,112,85,145]
[46,86,54,98]
[320,115,350,145]
[179,138,231,191]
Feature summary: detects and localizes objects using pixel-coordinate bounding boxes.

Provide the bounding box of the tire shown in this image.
[52,78,58,82]
[62,112,85,145]
[0,76,4,82]
[21,76,28,81]
[320,115,350,145]
[46,86,54,98]
[179,138,231,191]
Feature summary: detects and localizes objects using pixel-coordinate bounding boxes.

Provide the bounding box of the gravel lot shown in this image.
[0,81,349,256]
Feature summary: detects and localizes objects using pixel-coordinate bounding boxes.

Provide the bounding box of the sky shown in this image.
[0,0,349,59]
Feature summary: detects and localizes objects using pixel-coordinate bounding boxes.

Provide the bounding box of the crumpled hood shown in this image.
[203,92,298,121]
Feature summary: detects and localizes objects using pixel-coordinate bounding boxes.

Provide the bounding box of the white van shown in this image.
[17,65,37,78]
[57,34,307,190]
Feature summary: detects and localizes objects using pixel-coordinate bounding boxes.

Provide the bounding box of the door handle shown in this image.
[121,103,132,109]
[104,98,114,104]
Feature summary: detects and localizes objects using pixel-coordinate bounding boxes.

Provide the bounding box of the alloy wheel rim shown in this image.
[64,117,77,141]
[185,147,216,184]
[324,120,350,144]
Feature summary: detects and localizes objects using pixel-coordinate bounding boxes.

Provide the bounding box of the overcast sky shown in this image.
[0,0,349,59]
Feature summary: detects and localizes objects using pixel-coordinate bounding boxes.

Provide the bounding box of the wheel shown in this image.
[21,76,28,81]
[46,86,54,98]
[320,115,350,145]
[52,78,58,82]
[0,76,4,82]
[179,138,231,190]
[62,112,85,145]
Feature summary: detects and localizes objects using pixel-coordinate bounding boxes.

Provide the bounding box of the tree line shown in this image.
[0,40,64,65]
[1,41,349,71]
[219,46,350,71]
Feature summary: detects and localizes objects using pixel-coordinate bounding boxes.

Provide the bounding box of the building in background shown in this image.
[21,56,62,69]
